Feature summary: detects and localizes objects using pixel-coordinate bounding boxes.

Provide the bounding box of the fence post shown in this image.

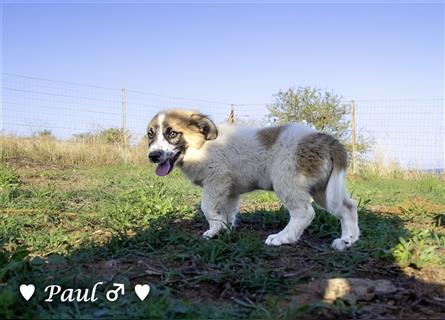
[121,88,128,165]
[227,104,236,124]
[351,99,357,174]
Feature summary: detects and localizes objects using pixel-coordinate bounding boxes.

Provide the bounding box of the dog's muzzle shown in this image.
[148,149,181,177]
[148,150,163,163]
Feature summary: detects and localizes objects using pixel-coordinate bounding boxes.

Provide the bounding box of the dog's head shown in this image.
[147,109,218,176]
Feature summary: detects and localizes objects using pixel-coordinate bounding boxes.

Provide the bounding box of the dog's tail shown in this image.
[325,138,348,214]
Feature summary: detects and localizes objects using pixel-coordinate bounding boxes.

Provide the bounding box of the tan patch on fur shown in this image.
[296,133,348,177]
[162,110,204,149]
[147,114,159,129]
[257,125,287,149]
[161,109,217,149]
[146,114,160,145]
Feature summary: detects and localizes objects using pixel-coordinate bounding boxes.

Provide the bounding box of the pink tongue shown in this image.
[156,161,171,176]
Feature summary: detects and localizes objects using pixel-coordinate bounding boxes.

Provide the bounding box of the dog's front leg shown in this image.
[200,187,239,239]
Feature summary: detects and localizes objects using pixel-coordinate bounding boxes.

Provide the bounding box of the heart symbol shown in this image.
[134,284,150,301]
[20,284,35,301]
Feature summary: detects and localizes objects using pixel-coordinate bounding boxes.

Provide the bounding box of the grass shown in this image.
[1,158,444,319]
[1,135,147,166]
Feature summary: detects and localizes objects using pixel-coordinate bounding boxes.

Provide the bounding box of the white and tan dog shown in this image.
[147,109,359,251]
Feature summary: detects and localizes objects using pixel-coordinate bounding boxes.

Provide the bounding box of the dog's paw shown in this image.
[331,238,352,251]
[265,232,297,246]
[265,234,282,246]
[202,229,218,239]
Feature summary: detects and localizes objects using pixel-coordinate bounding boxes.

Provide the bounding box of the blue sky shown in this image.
[2,2,445,169]
[3,2,444,102]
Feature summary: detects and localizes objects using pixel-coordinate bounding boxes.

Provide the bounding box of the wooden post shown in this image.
[351,100,357,174]
[121,88,128,165]
[227,104,236,124]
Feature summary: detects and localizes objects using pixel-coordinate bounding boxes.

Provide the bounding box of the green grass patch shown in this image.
[1,162,444,319]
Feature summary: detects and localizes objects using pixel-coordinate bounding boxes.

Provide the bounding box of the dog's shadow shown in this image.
[3,202,445,319]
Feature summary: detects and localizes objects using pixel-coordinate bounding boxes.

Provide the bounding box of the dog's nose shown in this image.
[148,151,163,163]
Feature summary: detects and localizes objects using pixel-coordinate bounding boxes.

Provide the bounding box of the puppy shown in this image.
[147,109,359,251]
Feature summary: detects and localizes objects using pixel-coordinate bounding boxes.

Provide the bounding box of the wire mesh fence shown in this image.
[353,99,444,172]
[1,73,444,171]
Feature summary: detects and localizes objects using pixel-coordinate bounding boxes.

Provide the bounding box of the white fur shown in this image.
[153,115,360,251]
[148,114,179,162]
[325,168,346,214]
[322,168,360,250]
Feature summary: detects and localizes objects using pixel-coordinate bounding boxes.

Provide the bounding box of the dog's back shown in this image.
[183,123,316,192]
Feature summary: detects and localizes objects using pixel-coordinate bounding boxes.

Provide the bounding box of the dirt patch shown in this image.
[289,275,445,318]
[369,198,445,216]
[293,278,397,304]
[400,197,445,213]
[402,266,445,296]
[82,256,164,282]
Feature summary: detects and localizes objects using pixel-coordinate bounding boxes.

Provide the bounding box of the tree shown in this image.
[35,129,54,138]
[266,86,369,155]
[73,128,130,144]
[266,86,350,140]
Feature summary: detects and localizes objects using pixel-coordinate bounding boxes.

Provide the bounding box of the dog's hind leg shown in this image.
[201,188,239,239]
[312,180,360,251]
[329,197,360,251]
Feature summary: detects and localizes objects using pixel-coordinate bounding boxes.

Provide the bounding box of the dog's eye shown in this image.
[147,129,155,139]
[168,131,179,139]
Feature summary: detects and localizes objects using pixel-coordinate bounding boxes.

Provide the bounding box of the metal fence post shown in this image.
[351,99,357,174]
[121,88,128,165]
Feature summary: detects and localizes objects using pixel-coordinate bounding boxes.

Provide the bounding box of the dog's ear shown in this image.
[190,113,218,140]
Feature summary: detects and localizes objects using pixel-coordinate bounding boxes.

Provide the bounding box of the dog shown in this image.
[146,109,359,251]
